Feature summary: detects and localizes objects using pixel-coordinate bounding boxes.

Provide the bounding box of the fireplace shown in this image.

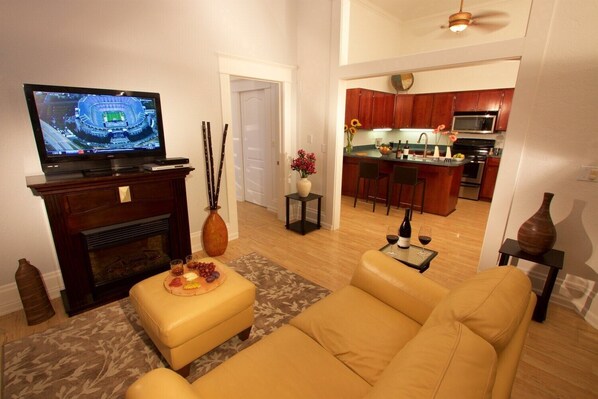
[27,168,193,316]
[83,215,171,295]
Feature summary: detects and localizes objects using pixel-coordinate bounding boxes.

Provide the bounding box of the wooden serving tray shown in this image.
[163,264,226,296]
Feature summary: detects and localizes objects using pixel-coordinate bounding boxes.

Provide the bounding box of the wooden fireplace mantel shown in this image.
[26,168,194,316]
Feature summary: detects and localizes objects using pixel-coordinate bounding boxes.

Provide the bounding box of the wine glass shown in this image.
[418,225,432,256]
[386,226,399,256]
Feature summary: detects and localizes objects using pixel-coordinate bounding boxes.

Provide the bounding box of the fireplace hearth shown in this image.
[27,168,193,315]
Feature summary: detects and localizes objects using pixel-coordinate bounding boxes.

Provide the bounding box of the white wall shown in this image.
[481,0,598,327]
[0,0,310,314]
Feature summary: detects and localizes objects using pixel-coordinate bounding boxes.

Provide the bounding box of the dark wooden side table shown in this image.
[285,193,322,235]
[498,238,564,322]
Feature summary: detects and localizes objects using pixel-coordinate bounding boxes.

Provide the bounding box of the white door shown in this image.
[240,89,268,206]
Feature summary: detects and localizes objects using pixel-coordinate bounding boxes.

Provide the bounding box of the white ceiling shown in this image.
[366,0,494,21]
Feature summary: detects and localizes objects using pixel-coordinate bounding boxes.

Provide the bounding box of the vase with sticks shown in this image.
[201,121,229,256]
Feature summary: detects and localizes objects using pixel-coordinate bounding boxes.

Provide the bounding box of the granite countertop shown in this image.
[344,146,468,167]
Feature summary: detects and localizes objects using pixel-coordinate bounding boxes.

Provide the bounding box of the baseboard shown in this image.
[0,270,63,317]
[525,267,597,329]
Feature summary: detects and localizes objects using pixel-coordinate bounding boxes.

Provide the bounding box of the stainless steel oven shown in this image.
[452,139,495,200]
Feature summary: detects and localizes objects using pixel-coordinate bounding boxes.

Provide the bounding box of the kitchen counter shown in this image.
[342,148,465,216]
[344,147,469,167]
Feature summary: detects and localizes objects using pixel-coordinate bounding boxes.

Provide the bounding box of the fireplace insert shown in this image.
[82,214,171,296]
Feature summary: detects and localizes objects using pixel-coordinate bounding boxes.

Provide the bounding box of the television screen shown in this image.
[24,84,167,175]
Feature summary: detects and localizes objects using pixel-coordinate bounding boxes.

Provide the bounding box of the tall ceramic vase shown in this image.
[297,177,312,197]
[202,207,228,256]
[517,192,557,256]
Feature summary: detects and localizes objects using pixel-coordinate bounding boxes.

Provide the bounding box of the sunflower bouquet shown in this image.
[344,118,361,153]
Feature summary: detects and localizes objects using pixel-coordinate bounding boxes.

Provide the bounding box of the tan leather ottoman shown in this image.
[129,257,255,376]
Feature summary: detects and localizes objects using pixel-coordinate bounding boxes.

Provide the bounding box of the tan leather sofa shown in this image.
[126,250,536,399]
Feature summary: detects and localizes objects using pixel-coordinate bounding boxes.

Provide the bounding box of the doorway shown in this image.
[231,79,280,211]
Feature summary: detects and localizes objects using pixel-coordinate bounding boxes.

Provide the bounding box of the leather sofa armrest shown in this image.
[126,368,199,399]
[350,250,449,325]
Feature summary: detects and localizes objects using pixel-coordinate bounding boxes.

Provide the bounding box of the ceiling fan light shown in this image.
[449,20,469,32]
[448,11,471,32]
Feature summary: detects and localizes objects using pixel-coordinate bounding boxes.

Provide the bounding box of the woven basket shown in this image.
[15,258,55,325]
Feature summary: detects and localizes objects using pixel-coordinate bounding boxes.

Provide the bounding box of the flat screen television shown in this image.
[24,83,167,176]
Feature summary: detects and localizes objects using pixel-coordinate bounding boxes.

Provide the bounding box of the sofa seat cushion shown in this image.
[289,285,421,385]
[423,266,531,352]
[365,321,497,399]
[192,324,371,399]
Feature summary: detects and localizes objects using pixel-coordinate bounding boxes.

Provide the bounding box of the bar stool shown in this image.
[353,161,389,212]
[386,165,426,219]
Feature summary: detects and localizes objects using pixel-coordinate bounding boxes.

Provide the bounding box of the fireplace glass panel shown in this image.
[88,234,170,287]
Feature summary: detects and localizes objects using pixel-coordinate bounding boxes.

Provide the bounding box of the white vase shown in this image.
[445,146,452,159]
[297,177,312,197]
[433,145,440,158]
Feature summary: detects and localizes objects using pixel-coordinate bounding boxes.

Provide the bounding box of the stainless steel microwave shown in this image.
[452,111,497,134]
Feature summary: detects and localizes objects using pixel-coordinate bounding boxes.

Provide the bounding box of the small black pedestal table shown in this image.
[498,238,565,323]
[285,193,322,235]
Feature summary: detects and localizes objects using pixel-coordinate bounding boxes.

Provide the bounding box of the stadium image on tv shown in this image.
[31,91,162,156]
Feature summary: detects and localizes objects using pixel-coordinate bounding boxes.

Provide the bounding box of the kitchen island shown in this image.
[343,148,466,216]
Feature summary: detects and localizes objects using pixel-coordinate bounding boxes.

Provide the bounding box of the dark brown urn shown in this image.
[517,192,557,256]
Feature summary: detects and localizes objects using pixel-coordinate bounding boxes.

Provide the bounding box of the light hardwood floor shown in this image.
[1,196,596,398]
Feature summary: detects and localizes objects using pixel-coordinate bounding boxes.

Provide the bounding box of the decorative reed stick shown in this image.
[201,121,228,210]
[201,121,214,209]
[206,122,216,208]
[214,124,228,207]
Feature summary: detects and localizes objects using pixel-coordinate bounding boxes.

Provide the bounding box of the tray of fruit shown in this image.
[163,261,226,296]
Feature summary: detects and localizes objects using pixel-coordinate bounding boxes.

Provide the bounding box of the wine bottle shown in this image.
[395,140,402,159]
[398,208,412,248]
[402,140,410,160]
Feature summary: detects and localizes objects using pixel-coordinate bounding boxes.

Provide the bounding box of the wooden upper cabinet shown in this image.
[393,94,414,128]
[431,92,455,129]
[454,91,480,112]
[477,89,504,111]
[495,88,514,131]
[345,88,394,130]
[411,94,434,128]
[345,88,373,129]
[371,91,395,129]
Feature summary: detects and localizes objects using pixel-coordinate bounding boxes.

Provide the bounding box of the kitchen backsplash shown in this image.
[349,129,506,149]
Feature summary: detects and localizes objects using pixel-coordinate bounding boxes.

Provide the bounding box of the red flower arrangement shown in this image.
[290,149,317,178]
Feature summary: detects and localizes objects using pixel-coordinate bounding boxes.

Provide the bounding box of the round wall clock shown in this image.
[390,73,414,92]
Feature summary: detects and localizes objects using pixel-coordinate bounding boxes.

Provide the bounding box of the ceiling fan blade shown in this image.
[471,21,509,32]
[473,10,509,20]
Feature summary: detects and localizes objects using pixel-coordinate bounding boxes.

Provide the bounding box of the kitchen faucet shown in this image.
[417,132,429,158]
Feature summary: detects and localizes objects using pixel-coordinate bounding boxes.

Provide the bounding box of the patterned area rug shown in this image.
[4,253,330,399]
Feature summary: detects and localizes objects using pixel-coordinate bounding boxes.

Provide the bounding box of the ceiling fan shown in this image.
[443,0,508,33]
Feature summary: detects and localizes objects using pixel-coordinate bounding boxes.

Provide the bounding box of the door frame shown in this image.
[218,54,296,239]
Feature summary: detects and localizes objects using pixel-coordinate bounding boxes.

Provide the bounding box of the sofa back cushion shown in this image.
[423,266,531,352]
[364,321,496,399]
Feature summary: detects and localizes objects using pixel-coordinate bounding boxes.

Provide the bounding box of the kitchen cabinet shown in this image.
[480,156,500,201]
[495,89,514,131]
[371,91,395,129]
[411,94,434,128]
[393,94,414,128]
[477,90,503,111]
[345,88,373,128]
[411,93,454,129]
[345,88,394,129]
[454,89,504,111]
[431,92,455,129]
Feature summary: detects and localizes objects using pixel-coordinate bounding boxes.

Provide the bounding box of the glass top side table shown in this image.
[379,243,438,273]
